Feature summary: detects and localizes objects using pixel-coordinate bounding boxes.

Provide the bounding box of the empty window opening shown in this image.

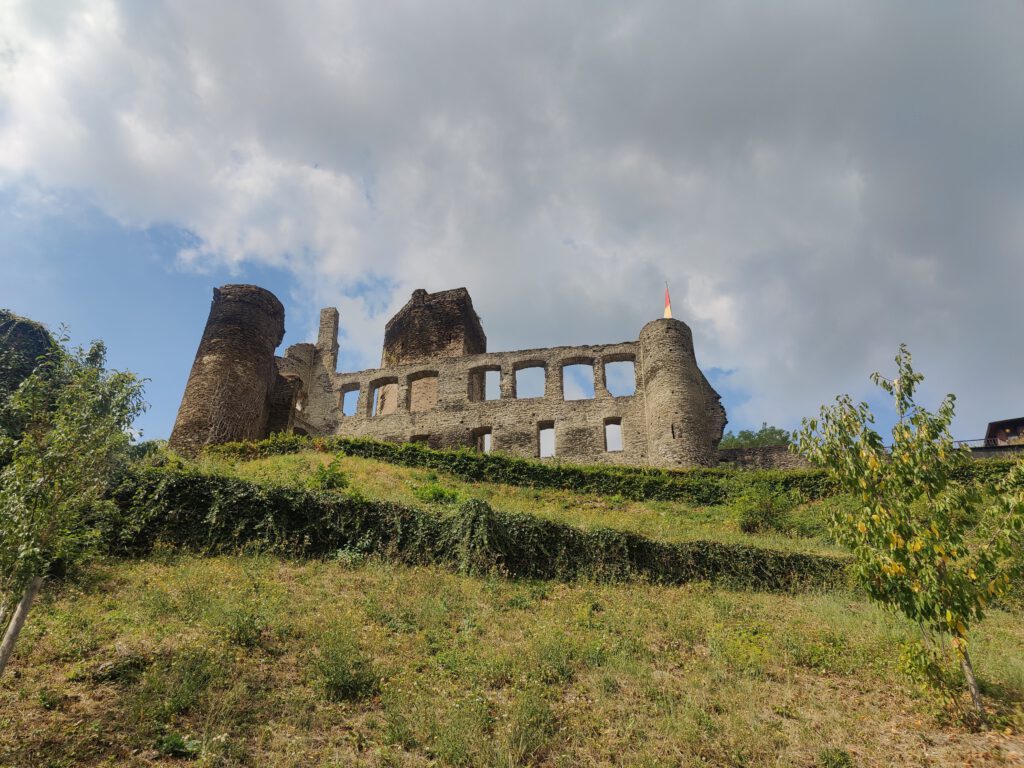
[604,418,623,452]
[563,363,596,400]
[605,360,637,397]
[473,427,493,454]
[516,366,546,399]
[538,421,555,458]
[468,367,501,402]
[371,380,398,416]
[484,370,500,400]
[341,387,360,417]
[408,372,439,412]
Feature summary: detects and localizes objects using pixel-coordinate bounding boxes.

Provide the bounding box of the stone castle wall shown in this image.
[717,445,811,470]
[171,285,727,467]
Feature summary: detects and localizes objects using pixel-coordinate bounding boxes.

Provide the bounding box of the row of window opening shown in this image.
[407,419,623,458]
[340,360,637,417]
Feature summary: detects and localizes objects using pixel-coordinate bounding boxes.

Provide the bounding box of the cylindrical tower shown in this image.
[168,285,286,455]
[638,318,726,468]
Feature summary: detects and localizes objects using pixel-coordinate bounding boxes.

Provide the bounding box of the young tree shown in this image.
[794,345,1024,721]
[0,336,145,677]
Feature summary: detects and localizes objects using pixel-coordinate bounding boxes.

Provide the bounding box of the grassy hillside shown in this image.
[202,449,847,557]
[2,446,1022,766]
[2,555,1022,767]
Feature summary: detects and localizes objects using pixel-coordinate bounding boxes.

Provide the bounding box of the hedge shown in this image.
[206,434,839,505]
[107,465,848,593]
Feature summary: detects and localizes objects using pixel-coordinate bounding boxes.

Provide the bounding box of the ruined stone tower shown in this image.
[382,288,486,367]
[638,318,727,467]
[170,284,727,467]
[168,285,289,455]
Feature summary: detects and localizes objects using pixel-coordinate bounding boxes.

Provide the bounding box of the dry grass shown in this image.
[1,555,1021,767]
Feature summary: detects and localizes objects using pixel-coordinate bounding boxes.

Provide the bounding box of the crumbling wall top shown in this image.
[382,287,486,367]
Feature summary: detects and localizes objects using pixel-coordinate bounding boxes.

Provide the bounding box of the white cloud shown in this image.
[2,0,1023,436]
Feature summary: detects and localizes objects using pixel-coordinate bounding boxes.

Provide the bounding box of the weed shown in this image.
[503,686,557,765]
[37,688,63,711]
[134,646,222,724]
[217,604,267,649]
[818,747,854,768]
[413,481,462,505]
[156,731,201,758]
[308,624,379,702]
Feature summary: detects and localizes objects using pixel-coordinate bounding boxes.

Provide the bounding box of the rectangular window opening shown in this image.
[468,367,502,402]
[341,387,360,417]
[473,427,493,454]
[563,363,596,400]
[515,366,546,399]
[371,381,398,416]
[485,370,500,400]
[605,360,637,397]
[604,418,623,452]
[538,421,555,458]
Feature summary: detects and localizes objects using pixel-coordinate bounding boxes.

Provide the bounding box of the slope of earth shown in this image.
[1,555,1021,767]
[202,449,848,558]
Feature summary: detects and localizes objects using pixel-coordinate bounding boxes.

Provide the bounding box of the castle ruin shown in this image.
[169,284,727,468]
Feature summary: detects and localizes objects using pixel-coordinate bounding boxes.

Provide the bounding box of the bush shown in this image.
[412,481,461,505]
[309,624,379,702]
[735,485,799,534]
[309,457,349,491]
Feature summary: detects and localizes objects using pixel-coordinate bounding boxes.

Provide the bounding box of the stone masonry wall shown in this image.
[294,338,650,464]
[382,288,486,367]
[717,445,810,470]
[169,285,285,456]
[288,310,726,468]
[170,284,726,468]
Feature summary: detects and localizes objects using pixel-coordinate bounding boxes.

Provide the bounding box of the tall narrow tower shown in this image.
[168,285,285,455]
[638,317,726,467]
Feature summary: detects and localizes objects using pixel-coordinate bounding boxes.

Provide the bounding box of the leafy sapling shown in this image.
[0,335,145,677]
[794,344,1024,722]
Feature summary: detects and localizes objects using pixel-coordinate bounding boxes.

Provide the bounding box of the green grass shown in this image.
[2,555,1022,766]
[202,450,847,557]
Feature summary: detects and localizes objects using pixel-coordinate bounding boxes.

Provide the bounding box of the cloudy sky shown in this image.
[1,1,1022,441]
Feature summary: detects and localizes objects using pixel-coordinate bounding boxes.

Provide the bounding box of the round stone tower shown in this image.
[168,285,285,456]
[638,318,726,468]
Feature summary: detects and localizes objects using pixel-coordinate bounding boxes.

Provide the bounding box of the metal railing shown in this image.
[953,438,1024,449]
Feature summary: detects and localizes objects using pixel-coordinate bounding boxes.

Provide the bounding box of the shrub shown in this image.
[309,624,379,702]
[412,481,461,505]
[309,457,349,491]
[735,485,799,534]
